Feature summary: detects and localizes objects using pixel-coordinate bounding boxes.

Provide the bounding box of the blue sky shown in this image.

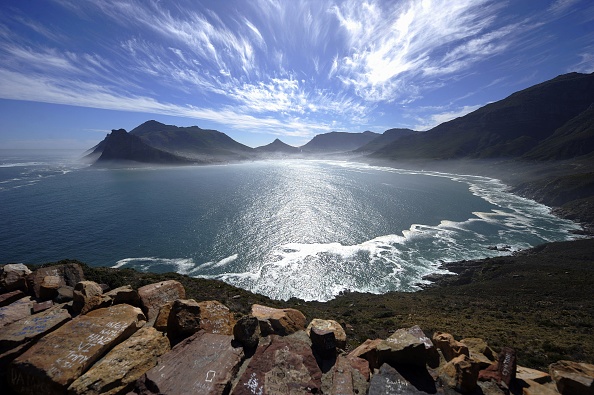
[1,0,593,149]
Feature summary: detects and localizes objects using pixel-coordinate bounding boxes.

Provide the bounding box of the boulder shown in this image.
[138,280,185,325]
[0,306,71,355]
[348,338,383,370]
[479,362,501,383]
[330,354,370,395]
[251,304,306,336]
[432,331,469,362]
[27,263,84,300]
[461,337,496,361]
[39,275,62,300]
[68,327,170,395]
[1,264,31,292]
[141,331,243,395]
[55,286,74,303]
[310,327,337,360]
[153,301,173,332]
[376,325,439,368]
[0,296,33,328]
[232,335,322,394]
[9,304,145,395]
[306,318,347,350]
[522,379,561,395]
[549,360,594,395]
[233,315,261,350]
[517,365,551,384]
[440,354,480,393]
[0,290,25,307]
[72,280,105,315]
[195,300,236,336]
[104,285,140,306]
[368,363,429,395]
[167,299,202,342]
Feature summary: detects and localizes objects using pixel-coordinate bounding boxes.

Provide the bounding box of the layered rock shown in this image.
[9,304,145,395]
[140,331,243,394]
[1,264,31,292]
[549,360,594,395]
[251,304,306,336]
[26,263,84,300]
[68,327,170,395]
[138,280,185,325]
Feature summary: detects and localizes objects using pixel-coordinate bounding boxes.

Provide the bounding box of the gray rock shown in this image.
[369,363,434,395]
[1,264,31,292]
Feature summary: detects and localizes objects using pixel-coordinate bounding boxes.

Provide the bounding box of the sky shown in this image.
[0,0,593,149]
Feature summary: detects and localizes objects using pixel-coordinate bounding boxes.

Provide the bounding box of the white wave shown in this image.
[113,256,196,275]
[0,162,45,168]
[211,254,238,268]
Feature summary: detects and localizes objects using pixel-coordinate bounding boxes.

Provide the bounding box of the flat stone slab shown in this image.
[232,335,322,394]
[138,280,185,324]
[68,327,170,395]
[549,360,594,395]
[0,307,71,355]
[369,363,433,395]
[9,304,145,395]
[0,297,33,328]
[142,330,243,395]
[0,290,25,307]
[517,365,551,384]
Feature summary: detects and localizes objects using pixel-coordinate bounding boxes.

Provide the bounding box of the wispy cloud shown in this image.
[413,104,483,131]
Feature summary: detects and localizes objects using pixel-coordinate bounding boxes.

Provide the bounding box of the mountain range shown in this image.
[89,72,594,165]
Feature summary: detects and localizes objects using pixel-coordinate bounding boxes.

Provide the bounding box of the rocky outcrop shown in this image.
[1,264,31,292]
[0,262,590,395]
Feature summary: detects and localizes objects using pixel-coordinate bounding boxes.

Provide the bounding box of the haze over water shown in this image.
[0,151,581,301]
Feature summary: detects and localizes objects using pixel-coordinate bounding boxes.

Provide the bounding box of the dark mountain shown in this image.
[354,128,416,152]
[371,72,594,160]
[129,120,254,159]
[300,131,380,153]
[523,103,594,160]
[95,129,190,164]
[255,138,299,153]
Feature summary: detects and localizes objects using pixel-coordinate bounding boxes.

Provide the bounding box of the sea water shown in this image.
[0,150,581,301]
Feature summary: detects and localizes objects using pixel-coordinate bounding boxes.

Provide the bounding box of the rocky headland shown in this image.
[1,253,593,394]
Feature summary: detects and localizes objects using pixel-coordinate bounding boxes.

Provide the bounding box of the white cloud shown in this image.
[413,104,482,131]
[569,50,594,73]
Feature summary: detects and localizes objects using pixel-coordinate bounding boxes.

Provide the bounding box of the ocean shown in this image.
[0,150,582,301]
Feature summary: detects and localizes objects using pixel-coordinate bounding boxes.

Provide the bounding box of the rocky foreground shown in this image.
[1,262,593,395]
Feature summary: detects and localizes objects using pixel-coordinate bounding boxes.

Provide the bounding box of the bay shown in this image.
[0,150,581,301]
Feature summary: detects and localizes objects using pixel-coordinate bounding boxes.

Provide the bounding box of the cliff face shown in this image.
[300,131,380,153]
[95,129,190,164]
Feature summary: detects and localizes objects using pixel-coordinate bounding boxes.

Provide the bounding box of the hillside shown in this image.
[300,131,380,153]
[354,128,416,152]
[371,72,594,160]
[254,138,299,153]
[130,120,254,160]
[94,129,190,164]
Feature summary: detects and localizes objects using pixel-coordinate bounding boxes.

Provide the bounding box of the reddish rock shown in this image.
[0,296,33,328]
[141,331,243,395]
[522,379,560,395]
[377,325,439,368]
[72,280,105,315]
[549,360,594,395]
[306,318,347,350]
[9,304,145,395]
[232,335,322,394]
[461,337,496,361]
[68,327,170,395]
[348,338,383,370]
[368,363,427,395]
[310,326,337,359]
[330,354,370,395]
[138,280,185,324]
[105,285,140,306]
[27,263,84,300]
[39,275,62,300]
[0,306,71,355]
[153,301,173,332]
[432,331,469,362]
[233,315,261,350]
[0,290,25,307]
[1,264,31,292]
[479,362,501,382]
[32,300,54,314]
[167,299,202,342]
[251,304,306,336]
[196,300,235,336]
[55,286,74,303]
[498,347,517,387]
[440,354,480,393]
